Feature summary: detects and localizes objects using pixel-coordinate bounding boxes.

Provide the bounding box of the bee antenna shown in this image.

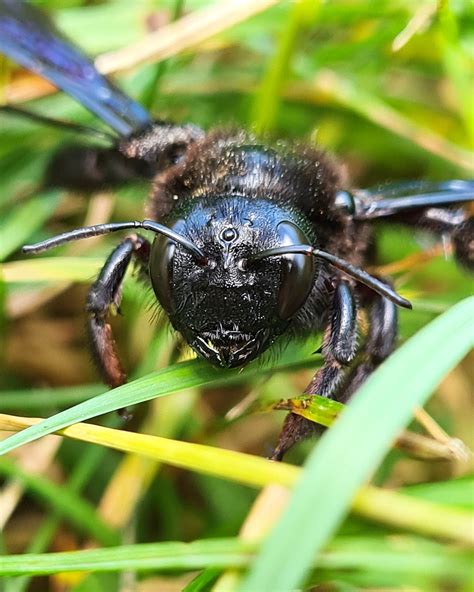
[22,220,206,262]
[251,245,412,309]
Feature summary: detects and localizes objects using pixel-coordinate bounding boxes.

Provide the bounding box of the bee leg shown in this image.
[45,145,156,191]
[271,281,358,461]
[340,288,398,402]
[452,217,474,271]
[392,208,474,272]
[86,235,150,391]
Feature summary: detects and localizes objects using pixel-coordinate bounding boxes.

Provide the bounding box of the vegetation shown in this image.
[0,1,472,590]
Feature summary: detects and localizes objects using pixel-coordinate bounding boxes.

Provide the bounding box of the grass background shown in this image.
[0,0,473,591]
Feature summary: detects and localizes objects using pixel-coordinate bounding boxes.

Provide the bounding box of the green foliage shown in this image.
[0,1,472,591]
[242,297,473,590]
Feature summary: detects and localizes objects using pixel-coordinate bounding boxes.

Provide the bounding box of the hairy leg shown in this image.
[271,281,358,460]
[391,208,473,272]
[271,280,398,460]
[86,235,150,388]
[339,291,397,402]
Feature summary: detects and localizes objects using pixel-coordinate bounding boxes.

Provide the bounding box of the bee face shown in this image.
[149,197,316,367]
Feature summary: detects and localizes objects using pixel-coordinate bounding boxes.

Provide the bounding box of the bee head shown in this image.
[149,197,316,368]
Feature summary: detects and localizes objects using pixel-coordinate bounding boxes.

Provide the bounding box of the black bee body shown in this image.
[2,0,473,459]
[147,132,362,361]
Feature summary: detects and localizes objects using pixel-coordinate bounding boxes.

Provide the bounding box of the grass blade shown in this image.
[2,257,104,283]
[0,414,471,545]
[0,190,62,262]
[241,296,474,591]
[252,0,319,134]
[0,345,319,456]
[0,385,104,412]
[0,539,256,576]
[0,536,470,578]
[0,457,117,546]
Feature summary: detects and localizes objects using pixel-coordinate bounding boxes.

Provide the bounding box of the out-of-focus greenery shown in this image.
[0,1,473,591]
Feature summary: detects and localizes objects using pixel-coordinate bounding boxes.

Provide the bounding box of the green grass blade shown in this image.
[437,3,474,146]
[0,267,6,367]
[0,539,256,576]
[273,394,343,426]
[0,385,104,412]
[313,71,474,172]
[402,475,474,510]
[0,536,470,579]
[183,567,222,592]
[2,417,471,544]
[241,296,474,591]
[0,344,319,456]
[252,0,319,134]
[0,457,118,547]
[2,257,104,283]
[7,418,120,592]
[0,190,62,262]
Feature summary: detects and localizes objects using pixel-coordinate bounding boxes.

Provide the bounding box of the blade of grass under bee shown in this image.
[0,414,472,545]
[0,414,298,492]
[277,395,469,461]
[241,296,474,591]
[272,394,343,426]
[0,343,319,456]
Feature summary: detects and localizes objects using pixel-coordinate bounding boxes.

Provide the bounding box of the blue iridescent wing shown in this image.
[0,0,151,136]
[344,180,474,219]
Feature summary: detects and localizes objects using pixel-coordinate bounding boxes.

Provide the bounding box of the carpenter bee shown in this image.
[1,0,473,460]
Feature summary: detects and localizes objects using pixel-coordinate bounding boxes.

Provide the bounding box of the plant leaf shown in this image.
[0,345,319,456]
[241,296,474,591]
[0,414,471,545]
[0,535,471,579]
[0,190,62,262]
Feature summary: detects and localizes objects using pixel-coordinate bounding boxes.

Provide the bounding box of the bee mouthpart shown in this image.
[192,328,269,368]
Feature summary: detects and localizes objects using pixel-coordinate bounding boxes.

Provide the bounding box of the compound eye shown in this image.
[276,221,315,320]
[149,218,187,314]
[149,233,176,314]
